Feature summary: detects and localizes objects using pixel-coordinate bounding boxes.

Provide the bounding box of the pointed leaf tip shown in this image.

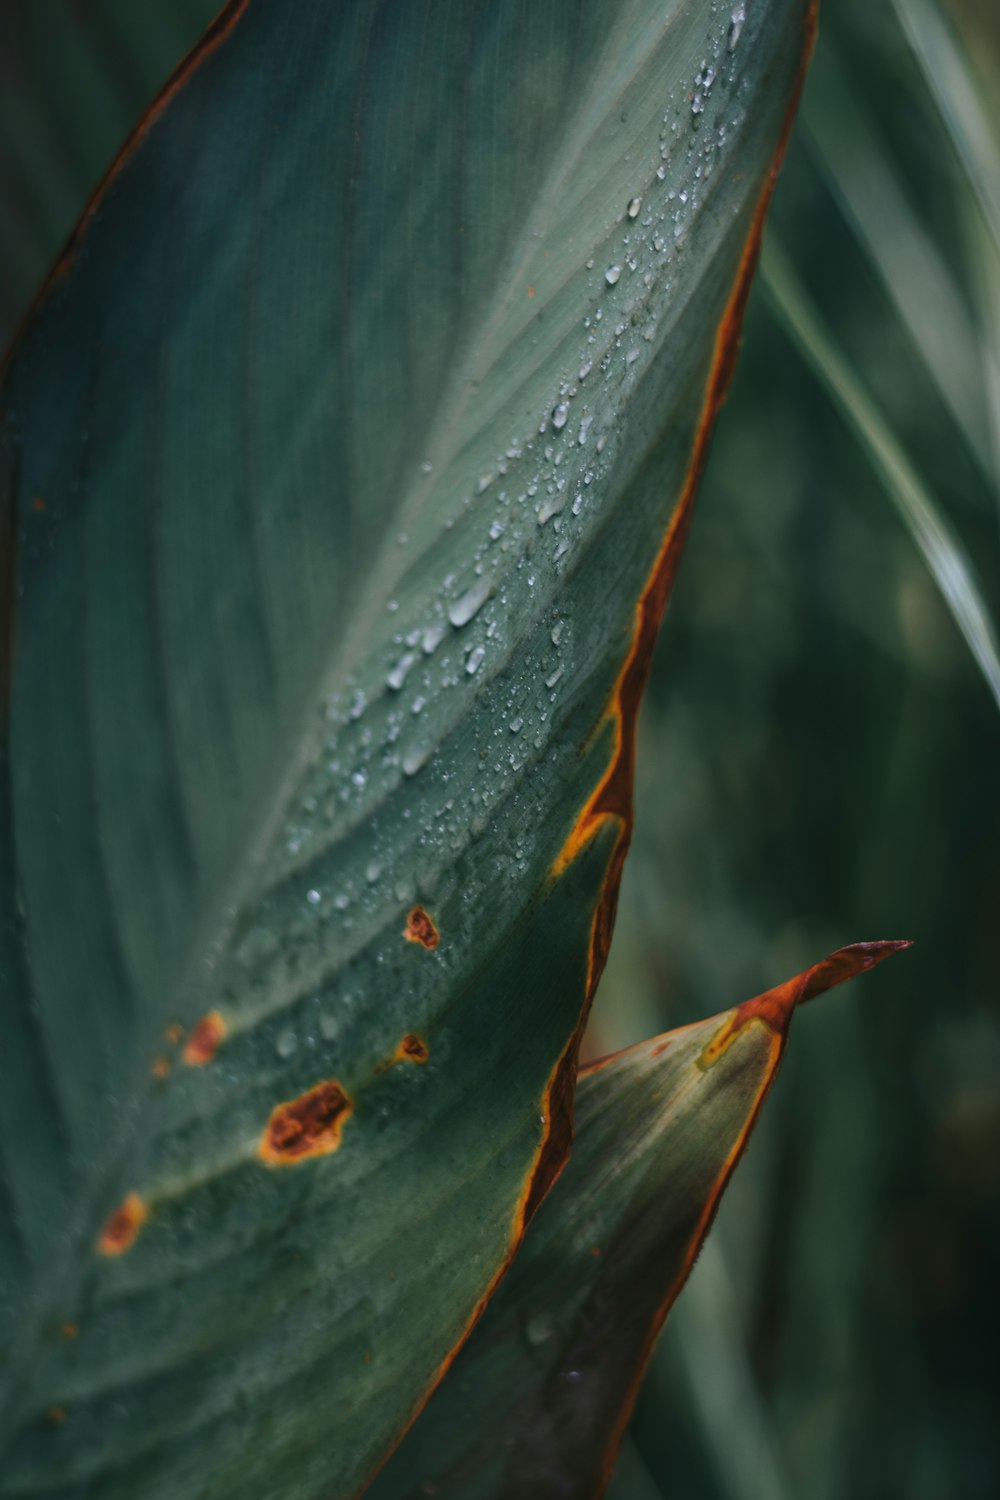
[727,938,912,1041]
[799,938,913,1003]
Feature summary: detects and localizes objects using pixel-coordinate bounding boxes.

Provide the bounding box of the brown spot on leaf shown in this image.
[182,1011,225,1066]
[403,906,439,949]
[30,496,46,514]
[164,1022,183,1045]
[395,1033,429,1065]
[96,1193,147,1256]
[58,1322,78,1341]
[46,1407,66,1427]
[259,1080,353,1165]
[151,1055,171,1080]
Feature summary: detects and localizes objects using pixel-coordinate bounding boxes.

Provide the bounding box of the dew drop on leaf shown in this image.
[448,577,492,628]
[387,652,417,691]
[276,1029,298,1059]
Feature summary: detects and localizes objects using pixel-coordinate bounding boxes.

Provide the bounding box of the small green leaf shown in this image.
[370,942,911,1500]
[0,1,814,1495]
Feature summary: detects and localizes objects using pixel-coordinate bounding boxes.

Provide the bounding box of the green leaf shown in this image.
[370,941,910,1500]
[0,0,219,343]
[0,1,814,1495]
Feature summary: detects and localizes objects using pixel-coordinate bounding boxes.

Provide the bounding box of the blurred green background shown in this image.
[2,2,998,1497]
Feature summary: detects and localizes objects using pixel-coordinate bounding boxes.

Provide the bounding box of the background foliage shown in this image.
[2,2,998,1498]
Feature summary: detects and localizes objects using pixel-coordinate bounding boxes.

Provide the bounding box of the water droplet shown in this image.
[545,665,564,689]
[552,402,569,431]
[348,690,367,721]
[578,413,593,446]
[306,888,322,906]
[627,195,642,219]
[728,5,746,51]
[509,715,524,734]
[605,264,622,286]
[351,768,368,789]
[403,746,429,777]
[365,860,382,884]
[691,93,704,115]
[276,1028,298,1060]
[489,519,505,541]
[466,645,486,676]
[422,621,446,655]
[319,1013,339,1042]
[476,473,495,494]
[387,651,417,691]
[334,892,350,911]
[551,620,564,645]
[536,491,567,525]
[420,459,434,474]
[449,577,492,628]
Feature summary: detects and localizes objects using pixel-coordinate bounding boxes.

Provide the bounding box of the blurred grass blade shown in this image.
[369,943,909,1500]
[802,41,994,483]
[963,202,1000,509]
[762,236,1000,714]
[0,1,816,1496]
[890,0,1000,258]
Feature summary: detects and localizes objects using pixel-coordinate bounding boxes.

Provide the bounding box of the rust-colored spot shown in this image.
[96,1193,147,1257]
[259,1080,353,1165]
[164,1022,183,1045]
[151,1055,171,1080]
[46,1407,66,1427]
[58,1322,78,1341]
[30,496,46,514]
[395,1033,429,1065]
[528,285,535,297]
[182,1011,225,1066]
[403,906,439,949]
[590,1245,602,1258]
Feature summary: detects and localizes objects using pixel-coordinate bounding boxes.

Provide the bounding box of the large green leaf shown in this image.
[369,942,909,1500]
[0,1,814,1495]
